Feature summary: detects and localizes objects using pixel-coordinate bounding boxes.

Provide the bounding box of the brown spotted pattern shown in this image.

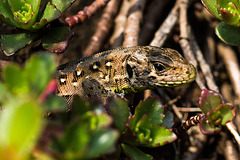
[56,46,196,104]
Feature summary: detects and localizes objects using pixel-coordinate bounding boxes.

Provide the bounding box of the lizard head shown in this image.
[126,46,196,89]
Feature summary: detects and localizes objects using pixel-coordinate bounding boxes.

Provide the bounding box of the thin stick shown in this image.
[65,0,110,27]
[150,2,179,47]
[83,0,120,56]
[110,0,130,48]
[190,29,219,92]
[123,0,147,47]
[226,122,240,146]
[139,0,172,45]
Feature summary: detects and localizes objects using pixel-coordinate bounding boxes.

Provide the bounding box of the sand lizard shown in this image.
[56,46,196,104]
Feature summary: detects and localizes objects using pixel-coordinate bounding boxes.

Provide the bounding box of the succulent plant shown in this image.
[201,0,240,46]
[198,89,235,134]
[0,0,75,56]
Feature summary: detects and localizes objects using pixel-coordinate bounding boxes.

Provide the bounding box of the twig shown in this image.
[83,0,121,56]
[219,132,239,160]
[226,122,240,146]
[110,0,130,48]
[190,29,219,92]
[139,0,172,45]
[177,107,201,112]
[178,0,206,90]
[150,2,179,47]
[123,0,147,47]
[65,0,110,27]
[217,43,240,104]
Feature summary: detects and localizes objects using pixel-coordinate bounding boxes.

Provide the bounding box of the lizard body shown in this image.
[56,46,196,104]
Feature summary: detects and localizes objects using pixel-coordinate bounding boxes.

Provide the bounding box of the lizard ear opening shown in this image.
[126,64,133,78]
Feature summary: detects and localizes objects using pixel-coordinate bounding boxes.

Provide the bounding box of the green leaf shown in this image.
[44,95,67,112]
[50,0,75,12]
[7,0,40,29]
[42,27,74,53]
[85,129,119,159]
[121,143,153,160]
[134,97,164,126]
[214,103,235,125]
[0,100,43,160]
[199,89,223,114]
[201,0,222,20]
[135,115,153,144]
[0,33,37,56]
[146,126,176,147]
[81,112,112,130]
[64,122,89,154]
[106,96,130,132]
[0,0,18,27]
[72,96,90,117]
[216,22,240,46]
[199,118,221,135]
[162,110,174,128]
[24,53,56,95]
[3,64,29,95]
[32,2,61,30]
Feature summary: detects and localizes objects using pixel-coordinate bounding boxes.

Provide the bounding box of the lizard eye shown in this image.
[153,63,165,72]
[126,64,133,78]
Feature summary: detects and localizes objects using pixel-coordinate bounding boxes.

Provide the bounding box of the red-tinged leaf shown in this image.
[201,0,222,20]
[214,103,235,125]
[199,89,223,114]
[199,118,222,135]
[42,27,74,53]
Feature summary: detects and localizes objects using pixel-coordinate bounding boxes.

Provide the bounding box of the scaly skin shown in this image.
[56,46,196,104]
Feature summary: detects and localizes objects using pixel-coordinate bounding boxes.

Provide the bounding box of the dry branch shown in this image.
[65,0,110,27]
[139,0,172,45]
[123,0,147,47]
[110,0,130,48]
[83,0,121,56]
[150,2,179,47]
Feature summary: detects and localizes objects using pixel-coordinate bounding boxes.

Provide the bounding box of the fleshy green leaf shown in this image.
[85,129,119,159]
[50,0,75,12]
[214,103,235,125]
[0,100,43,160]
[81,112,112,130]
[121,143,153,160]
[24,53,56,95]
[148,126,177,147]
[72,96,90,117]
[32,2,61,30]
[135,115,152,144]
[218,0,240,27]
[106,96,130,132]
[44,95,67,112]
[42,26,74,53]
[162,110,175,128]
[0,0,18,27]
[216,22,240,46]
[3,64,29,95]
[0,33,37,56]
[199,118,221,135]
[199,89,223,114]
[64,122,89,154]
[201,0,222,20]
[7,0,41,29]
[134,97,164,126]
